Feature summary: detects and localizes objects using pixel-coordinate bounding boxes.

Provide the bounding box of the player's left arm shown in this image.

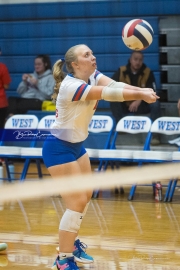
[86,72,159,102]
[97,74,113,87]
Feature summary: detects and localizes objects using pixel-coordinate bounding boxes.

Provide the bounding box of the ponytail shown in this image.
[51,59,65,103]
[51,44,86,103]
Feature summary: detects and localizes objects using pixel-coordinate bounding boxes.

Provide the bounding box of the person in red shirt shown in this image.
[0,47,11,128]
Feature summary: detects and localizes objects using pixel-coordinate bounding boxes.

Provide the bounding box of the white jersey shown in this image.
[51,70,103,143]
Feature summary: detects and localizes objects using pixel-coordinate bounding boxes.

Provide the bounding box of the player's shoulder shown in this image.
[63,74,74,83]
[90,70,103,80]
[61,74,86,97]
[62,74,84,86]
[61,74,75,88]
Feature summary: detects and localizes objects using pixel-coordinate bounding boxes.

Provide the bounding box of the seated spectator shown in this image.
[0,47,11,128]
[8,54,55,115]
[110,51,161,145]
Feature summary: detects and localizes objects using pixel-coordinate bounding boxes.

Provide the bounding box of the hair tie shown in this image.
[60,57,65,62]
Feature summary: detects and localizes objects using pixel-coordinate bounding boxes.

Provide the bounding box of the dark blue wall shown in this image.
[0,14,160,94]
[0,0,179,21]
[1,0,172,107]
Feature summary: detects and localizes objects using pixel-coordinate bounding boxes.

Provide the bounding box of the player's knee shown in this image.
[74,195,89,211]
[59,209,83,233]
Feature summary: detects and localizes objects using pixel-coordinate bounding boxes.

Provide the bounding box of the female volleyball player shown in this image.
[42,44,159,270]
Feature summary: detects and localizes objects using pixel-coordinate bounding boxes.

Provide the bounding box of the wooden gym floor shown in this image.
[0,161,180,269]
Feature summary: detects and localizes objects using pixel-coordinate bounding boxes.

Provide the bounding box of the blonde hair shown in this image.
[51,44,85,103]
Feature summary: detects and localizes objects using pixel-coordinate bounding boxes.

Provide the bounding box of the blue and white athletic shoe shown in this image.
[56,239,94,264]
[51,256,79,270]
[73,239,94,264]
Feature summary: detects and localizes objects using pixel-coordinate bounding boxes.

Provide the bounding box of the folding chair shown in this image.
[83,115,115,162]
[0,114,39,181]
[82,115,115,198]
[93,116,152,198]
[163,150,180,202]
[164,137,180,202]
[20,115,55,181]
[132,117,180,201]
[21,115,113,182]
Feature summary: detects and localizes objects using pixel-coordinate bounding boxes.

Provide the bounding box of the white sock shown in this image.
[59,252,73,260]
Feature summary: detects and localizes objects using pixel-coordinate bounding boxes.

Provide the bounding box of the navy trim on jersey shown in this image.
[72,83,89,101]
[94,70,101,79]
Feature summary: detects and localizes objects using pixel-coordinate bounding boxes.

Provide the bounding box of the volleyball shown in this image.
[122,19,154,51]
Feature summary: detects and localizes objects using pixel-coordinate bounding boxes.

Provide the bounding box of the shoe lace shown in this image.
[76,240,87,254]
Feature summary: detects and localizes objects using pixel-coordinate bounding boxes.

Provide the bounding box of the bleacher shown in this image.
[1,16,160,86]
[2,0,179,129]
[0,12,160,116]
